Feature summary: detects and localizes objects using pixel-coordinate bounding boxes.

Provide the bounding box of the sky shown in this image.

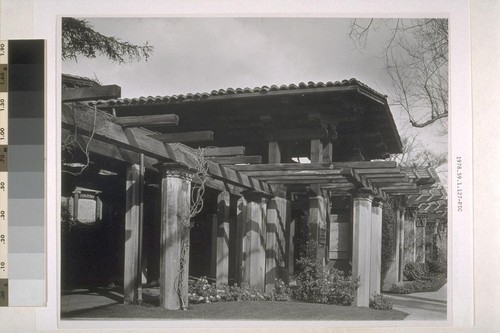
[62,17,448,183]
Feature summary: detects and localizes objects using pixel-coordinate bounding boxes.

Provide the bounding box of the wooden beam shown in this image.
[256,174,345,182]
[266,128,328,141]
[229,161,397,172]
[149,131,214,143]
[267,178,347,185]
[204,146,245,157]
[236,169,343,178]
[62,103,272,195]
[114,114,179,127]
[62,85,121,102]
[207,155,262,164]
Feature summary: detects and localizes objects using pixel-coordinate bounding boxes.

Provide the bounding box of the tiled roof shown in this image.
[62,73,101,88]
[89,78,388,107]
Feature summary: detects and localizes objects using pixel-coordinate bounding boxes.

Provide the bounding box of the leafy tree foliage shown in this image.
[350,18,448,129]
[62,17,153,63]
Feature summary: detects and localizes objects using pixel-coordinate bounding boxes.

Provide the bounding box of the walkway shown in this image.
[383,284,447,321]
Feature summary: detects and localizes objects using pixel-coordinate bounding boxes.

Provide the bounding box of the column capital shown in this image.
[372,196,384,207]
[241,189,272,204]
[154,162,194,181]
[352,188,375,201]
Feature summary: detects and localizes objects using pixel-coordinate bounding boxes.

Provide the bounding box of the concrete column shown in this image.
[155,162,193,310]
[124,164,140,304]
[241,190,269,291]
[351,190,373,307]
[216,191,230,284]
[369,198,383,297]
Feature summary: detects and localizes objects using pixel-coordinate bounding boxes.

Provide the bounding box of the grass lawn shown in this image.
[62,300,408,321]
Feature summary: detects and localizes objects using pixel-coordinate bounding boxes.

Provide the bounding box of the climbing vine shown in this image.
[174,147,210,310]
[62,103,113,175]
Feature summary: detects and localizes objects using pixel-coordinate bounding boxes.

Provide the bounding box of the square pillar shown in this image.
[155,162,193,310]
[124,164,140,304]
[286,217,296,276]
[215,191,230,284]
[268,141,281,164]
[310,139,323,163]
[369,198,383,296]
[241,190,270,291]
[265,197,290,291]
[235,197,247,284]
[308,195,327,262]
[351,190,373,307]
[398,207,405,282]
[382,198,404,291]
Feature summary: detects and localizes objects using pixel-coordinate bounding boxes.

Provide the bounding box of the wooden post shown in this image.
[310,139,323,163]
[351,191,373,307]
[268,141,281,164]
[241,190,269,291]
[286,216,296,277]
[210,214,218,279]
[155,162,193,310]
[322,141,333,163]
[369,198,383,297]
[382,203,399,291]
[216,191,230,284]
[308,195,326,262]
[398,207,405,282]
[124,164,140,304]
[265,197,290,291]
[236,197,247,285]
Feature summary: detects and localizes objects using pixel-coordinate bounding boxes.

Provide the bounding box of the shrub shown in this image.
[427,257,447,275]
[369,294,393,310]
[294,241,359,306]
[188,277,291,304]
[267,278,292,301]
[403,262,429,281]
[390,273,447,294]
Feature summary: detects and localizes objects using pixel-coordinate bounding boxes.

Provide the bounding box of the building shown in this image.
[61,75,441,310]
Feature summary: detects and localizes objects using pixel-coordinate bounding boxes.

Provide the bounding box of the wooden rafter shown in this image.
[114,114,179,127]
[206,155,262,164]
[149,130,214,143]
[229,161,397,172]
[62,85,121,102]
[204,146,245,157]
[62,103,272,195]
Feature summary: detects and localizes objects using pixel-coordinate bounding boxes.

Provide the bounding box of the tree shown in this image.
[390,134,447,169]
[349,19,448,129]
[62,17,153,63]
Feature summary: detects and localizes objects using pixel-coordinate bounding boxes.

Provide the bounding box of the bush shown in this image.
[369,294,393,310]
[403,262,429,281]
[294,241,359,306]
[188,277,291,304]
[390,273,447,294]
[427,257,447,275]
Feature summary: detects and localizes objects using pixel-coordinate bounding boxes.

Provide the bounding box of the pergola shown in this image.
[62,76,440,309]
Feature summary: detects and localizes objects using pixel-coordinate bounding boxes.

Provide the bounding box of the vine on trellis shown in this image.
[173,147,209,310]
[62,103,113,176]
